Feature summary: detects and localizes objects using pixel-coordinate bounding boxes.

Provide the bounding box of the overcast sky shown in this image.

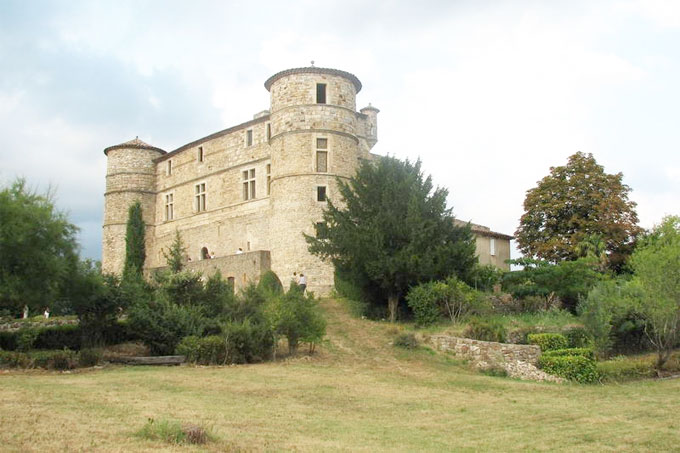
[1,0,679,261]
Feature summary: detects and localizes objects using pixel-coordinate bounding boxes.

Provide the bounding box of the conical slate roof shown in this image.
[103,137,166,155]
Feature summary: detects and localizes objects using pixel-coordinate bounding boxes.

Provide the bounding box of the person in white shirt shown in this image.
[299,273,307,294]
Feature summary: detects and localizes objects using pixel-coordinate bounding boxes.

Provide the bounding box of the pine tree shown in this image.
[306,156,476,322]
[163,230,187,273]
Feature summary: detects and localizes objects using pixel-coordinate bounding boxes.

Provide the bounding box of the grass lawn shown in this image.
[1,298,678,452]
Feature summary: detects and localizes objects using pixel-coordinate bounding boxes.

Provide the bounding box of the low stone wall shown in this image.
[426,335,541,367]
[424,334,563,383]
[149,250,271,292]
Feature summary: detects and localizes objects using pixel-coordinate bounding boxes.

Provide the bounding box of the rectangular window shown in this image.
[266,123,271,141]
[246,129,253,147]
[165,193,174,221]
[242,169,256,200]
[167,160,172,176]
[195,183,206,212]
[316,83,326,104]
[266,164,271,196]
[317,186,326,202]
[490,238,496,256]
[316,138,328,173]
[197,146,204,162]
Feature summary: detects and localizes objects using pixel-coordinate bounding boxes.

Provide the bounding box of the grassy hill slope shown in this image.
[1,298,678,452]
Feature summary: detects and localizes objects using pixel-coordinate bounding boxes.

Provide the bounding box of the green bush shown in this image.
[527,333,569,352]
[2,349,77,370]
[16,329,39,352]
[463,319,506,343]
[597,356,655,383]
[78,348,103,367]
[257,271,283,296]
[538,354,599,383]
[0,350,30,367]
[542,348,595,360]
[393,333,419,349]
[0,330,17,350]
[406,277,489,326]
[34,324,81,350]
[406,281,447,326]
[269,290,326,354]
[177,322,275,365]
[564,327,593,349]
[128,299,205,356]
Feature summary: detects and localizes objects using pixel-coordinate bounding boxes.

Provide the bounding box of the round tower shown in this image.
[102,137,165,275]
[264,67,368,293]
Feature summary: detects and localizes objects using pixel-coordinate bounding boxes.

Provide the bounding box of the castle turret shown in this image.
[102,137,165,275]
[264,67,377,293]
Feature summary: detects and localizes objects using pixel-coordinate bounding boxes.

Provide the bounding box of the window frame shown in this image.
[242,168,256,201]
[316,83,327,104]
[246,129,253,147]
[316,185,327,202]
[194,182,206,212]
[197,146,204,163]
[315,137,329,173]
[164,192,174,221]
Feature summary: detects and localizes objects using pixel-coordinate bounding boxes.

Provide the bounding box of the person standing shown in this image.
[298,273,307,294]
[44,307,50,319]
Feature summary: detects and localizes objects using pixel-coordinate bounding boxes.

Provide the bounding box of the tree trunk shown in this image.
[388,293,399,323]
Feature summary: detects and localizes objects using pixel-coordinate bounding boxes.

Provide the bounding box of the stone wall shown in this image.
[426,334,541,366]
[423,334,562,382]
[149,250,271,293]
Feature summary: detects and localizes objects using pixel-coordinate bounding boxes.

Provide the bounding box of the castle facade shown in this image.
[102,67,379,293]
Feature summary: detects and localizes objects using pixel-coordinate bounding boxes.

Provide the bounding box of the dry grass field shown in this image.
[1,298,679,452]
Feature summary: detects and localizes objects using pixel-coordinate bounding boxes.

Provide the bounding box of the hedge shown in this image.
[527,333,569,352]
[542,348,595,360]
[538,354,599,383]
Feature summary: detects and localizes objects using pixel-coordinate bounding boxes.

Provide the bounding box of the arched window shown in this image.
[201,247,209,260]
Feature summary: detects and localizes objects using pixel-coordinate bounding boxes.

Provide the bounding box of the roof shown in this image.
[103,137,166,156]
[154,115,270,163]
[264,67,362,93]
[454,219,514,240]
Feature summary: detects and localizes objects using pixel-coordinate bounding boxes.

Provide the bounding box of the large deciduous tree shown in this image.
[0,178,79,315]
[516,152,641,270]
[305,156,476,322]
[123,201,146,279]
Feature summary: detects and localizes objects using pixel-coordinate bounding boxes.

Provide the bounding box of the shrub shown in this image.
[564,327,593,349]
[542,348,595,360]
[0,350,30,368]
[257,271,283,296]
[406,281,446,326]
[16,329,39,352]
[538,354,598,383]
[34,324,81,350]
[177,322,275,365]
[406,277,489,326]
[463,319,506,343]
[527,333,569,352]
[597,356,655,383]
[128,299,205,356]
[0,330,17,351]
[78,348,103,367]
[269,290,325,354]
[393,333,419,349]
[223,319,275,363]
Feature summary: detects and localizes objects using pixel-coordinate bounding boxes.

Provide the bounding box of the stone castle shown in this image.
[102,66,510,294]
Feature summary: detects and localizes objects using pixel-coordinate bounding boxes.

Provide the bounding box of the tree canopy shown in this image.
[305,156,476,322]
[0,178,79,314]
[630,216,680,367]
[515,152,641,270]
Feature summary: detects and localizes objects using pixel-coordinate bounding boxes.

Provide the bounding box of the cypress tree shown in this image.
[123,201,145,279]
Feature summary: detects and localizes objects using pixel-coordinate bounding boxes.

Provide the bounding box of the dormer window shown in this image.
[316,83,326,104]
